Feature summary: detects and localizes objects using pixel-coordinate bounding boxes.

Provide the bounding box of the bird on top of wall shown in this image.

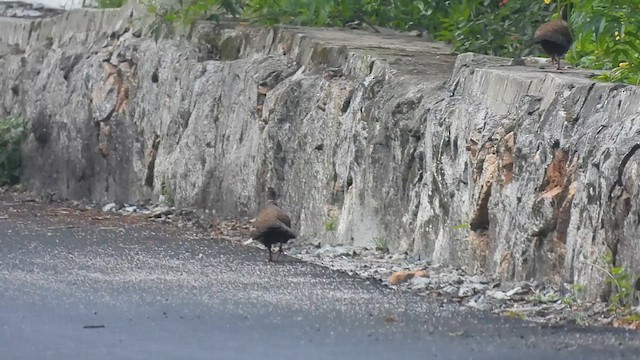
[533,3,574,71]
[250,196,297,262]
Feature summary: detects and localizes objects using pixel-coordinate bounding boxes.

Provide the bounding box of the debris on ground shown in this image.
[100,201,215,230]
[204,218,636,329]
[1,187,637,330]
[388,270,429,285]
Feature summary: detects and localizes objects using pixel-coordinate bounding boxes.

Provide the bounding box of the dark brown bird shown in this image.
[534,6,573,70]
[250,200,297,262]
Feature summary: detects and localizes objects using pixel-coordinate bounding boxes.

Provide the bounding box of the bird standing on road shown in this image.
[534,4,573,70]
[250,200,297,262]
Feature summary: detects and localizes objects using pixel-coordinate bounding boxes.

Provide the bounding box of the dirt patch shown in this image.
[0,191,187,236]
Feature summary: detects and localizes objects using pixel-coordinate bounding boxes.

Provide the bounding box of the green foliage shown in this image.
[622,313,640,322]
[532,283,585,307]
[324,218,337,232]
[561,283,585,306]
[372,236,388,252]
[452,223,470,230]
[94,0,126,8]
[244,0,333,27]
[146,0,244,25]
[503,310,525,319]
[438,0,555,57]
[533,289,560,303]
[148,0,640,85]
[603,250,635,311]
[160,177,175,206]
[568,0,640,85]
[244,0,554,56]
[0,116,26,186]
[245,0,448,34]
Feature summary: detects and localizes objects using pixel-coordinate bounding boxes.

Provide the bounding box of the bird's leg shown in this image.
[267,244,273,262]
[547,56,555,67]
[275,243,285,261]
[555,57,562,71]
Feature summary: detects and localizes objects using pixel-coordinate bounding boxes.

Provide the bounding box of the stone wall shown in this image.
[1,2,639,299]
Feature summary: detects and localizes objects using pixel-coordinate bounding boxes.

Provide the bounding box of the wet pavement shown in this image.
[0,197,639,359]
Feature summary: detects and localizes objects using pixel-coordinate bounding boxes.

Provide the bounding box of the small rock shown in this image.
[147,206,174,219]
[102,203,117,212]
[471,283,489,292]
[409,276,431,290]
[390,253,406,261]
[506,287,523,297]
[118,204,150,214]
[465,297,490,311]
[123,206,138,213]
[436,272,463,285]
[467,275,489,284]
[488,290,510,300]
[458,285,476,298]
[442,285,458,296]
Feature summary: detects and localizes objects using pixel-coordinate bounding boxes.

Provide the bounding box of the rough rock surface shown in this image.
[0,1,66,19]
[1,2,639,300]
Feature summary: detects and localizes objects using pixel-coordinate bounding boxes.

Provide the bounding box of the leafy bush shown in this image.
[602,250,636,311]
[146,0,640,85]
[437,0,555,57]
[146,0,243,25]
[0,116,26,186]
[568,0,640,85]
[324,217,337,232]
[93,0,127,8]
[245,0,449,35]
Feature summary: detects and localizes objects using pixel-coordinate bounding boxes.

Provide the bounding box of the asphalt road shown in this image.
[0,198,639,360]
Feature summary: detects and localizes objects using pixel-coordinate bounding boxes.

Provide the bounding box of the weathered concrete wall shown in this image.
[1,2,639,299]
